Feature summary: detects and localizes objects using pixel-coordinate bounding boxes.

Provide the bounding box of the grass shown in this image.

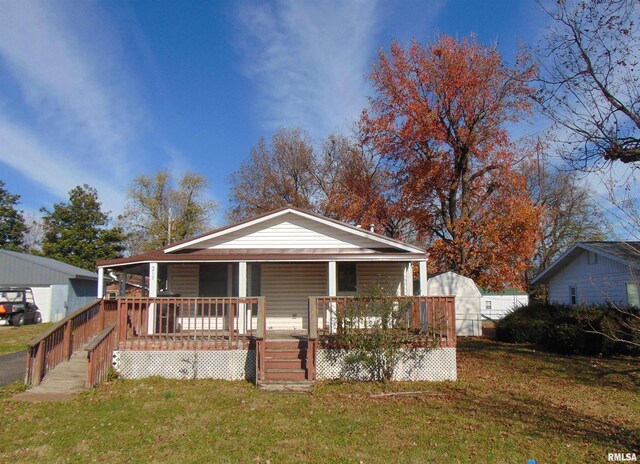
[0,337,637,463]
[0,323,53,355]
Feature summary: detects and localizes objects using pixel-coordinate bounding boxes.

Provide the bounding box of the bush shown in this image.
[495,303,640,356]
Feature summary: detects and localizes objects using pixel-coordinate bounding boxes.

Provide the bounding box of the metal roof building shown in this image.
[0,249,98,322]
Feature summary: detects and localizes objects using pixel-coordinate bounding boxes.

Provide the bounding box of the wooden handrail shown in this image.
[85,322,117,389]
[26,298,102,348]
[84,322,117,351]
[25,298,111,386]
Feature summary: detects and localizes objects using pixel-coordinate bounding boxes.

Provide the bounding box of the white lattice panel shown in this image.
[113,350,255,380]
[316,348,456,381]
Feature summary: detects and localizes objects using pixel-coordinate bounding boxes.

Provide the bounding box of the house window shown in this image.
[338,263,357,292]
[587,251,598,265]
[627,283,639,308]
[485,300,492,311]
[570,286,577,305]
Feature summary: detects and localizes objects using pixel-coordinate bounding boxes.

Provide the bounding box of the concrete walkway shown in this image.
[0,350,26,387]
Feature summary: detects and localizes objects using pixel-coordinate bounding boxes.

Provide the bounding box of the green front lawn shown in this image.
[1,338,637,463]
[0,323,53,355]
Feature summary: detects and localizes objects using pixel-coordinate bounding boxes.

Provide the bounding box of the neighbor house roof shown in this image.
[98,206,427,269]
[0,249,98,286]
[531,241,640,285]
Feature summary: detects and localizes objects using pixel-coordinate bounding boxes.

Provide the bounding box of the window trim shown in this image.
[569,285,577,305]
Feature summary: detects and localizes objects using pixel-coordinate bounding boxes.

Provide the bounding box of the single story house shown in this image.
[480,288,528,320]
[0,249,98,322]
[426,271,482,336]
[531,241,640,307]
[96,207,457,384]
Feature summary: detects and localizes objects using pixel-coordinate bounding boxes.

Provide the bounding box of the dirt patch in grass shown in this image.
[0,323,53,355]
[0,337,637,463]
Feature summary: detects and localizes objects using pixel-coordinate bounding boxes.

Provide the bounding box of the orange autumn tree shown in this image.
[360,34,539,289]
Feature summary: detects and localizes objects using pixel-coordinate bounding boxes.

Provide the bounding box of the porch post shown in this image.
[419,259,428,296]
[148,262,158,335]
[238,262,247,334]
[119,271,127,297]
[404,263,414,296]
[97,267,105,298]
[328,261,337,332]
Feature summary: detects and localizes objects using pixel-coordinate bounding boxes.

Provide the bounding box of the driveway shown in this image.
[0,351,26,386]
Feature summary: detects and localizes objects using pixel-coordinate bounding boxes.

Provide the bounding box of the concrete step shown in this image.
[257,379,314,393]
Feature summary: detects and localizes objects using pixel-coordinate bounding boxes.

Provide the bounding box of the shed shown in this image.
[0,249,98,322]
[426,271,482,336]
[480,288,528,320]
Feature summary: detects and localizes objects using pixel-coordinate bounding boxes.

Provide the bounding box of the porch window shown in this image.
[485,300,492,311]
[199,263,238,297]
[569,285,577,305]
[338,262,357,292]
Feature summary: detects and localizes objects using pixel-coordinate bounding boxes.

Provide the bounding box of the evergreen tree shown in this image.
[0,180,28,252]
[41,185,125,270]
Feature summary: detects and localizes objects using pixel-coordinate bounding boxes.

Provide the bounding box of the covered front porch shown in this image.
[97,207,456,384]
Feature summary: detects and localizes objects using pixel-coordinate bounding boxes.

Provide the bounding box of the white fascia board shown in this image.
[164,208,426,254]
[164,209,291,253]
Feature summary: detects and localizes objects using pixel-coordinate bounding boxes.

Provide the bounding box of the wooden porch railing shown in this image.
[117,297,265,350]
[255,298,267,383]
[85,322,117,388]
[25,299,118,386]
[310,295,457,348]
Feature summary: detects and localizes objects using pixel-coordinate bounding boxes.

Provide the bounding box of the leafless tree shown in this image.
[536,0,640,169]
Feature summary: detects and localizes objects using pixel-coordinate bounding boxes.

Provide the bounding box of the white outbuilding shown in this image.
[426,271,482,336]
[0,249,98,322]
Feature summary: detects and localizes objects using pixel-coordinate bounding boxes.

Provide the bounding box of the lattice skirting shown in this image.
[113,350,255,380]
[316,348,457,381]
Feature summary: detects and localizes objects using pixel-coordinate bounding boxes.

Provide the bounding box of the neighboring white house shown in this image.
[0,249,99,322]
[531,241,640,307]
[480,288,528,320]
[426,271,482,336]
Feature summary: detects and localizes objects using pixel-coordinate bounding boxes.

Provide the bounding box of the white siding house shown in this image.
[481,289,528,320]
[531,241,640,307]
[97,207,428,331]
[427,271,482,336]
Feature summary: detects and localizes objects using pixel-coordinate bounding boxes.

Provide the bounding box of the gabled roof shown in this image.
[0,249,98,285]
[164,206,425,254]
[531,241,640,285]
[98,207,427,268]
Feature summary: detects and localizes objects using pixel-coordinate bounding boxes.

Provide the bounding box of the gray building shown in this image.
[0,249,98,322]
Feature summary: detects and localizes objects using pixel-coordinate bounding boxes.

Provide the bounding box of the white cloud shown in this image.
[0,115,126,214]
[236,0,380,140]
[0,0,145,213]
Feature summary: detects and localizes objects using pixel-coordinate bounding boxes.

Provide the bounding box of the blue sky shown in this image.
[0,0,550,226]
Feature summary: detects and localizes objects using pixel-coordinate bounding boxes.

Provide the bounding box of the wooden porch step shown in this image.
[264,340,307,350]
[265,357,305,370]
[257,379,314,393]
[264,368,307,381]
[265,348,306,359]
